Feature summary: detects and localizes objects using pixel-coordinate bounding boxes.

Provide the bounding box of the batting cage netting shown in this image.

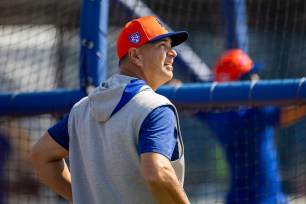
[0,0,306,203]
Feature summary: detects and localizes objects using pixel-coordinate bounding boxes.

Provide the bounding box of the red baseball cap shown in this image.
[116,16,189,60]
[213,49,254,82]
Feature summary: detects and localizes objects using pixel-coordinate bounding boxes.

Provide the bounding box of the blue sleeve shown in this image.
[262,106,280,126]
[138,106,178,161]
[48,114,70,150]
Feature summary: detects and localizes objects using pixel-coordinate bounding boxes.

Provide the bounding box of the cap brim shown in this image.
[148,31,189,47]
[247,63,261,75]
[240,63,261,80]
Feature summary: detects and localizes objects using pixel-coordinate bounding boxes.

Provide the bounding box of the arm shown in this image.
[141,152,189,204]
[27,132,72,203]
[280,104,306,128]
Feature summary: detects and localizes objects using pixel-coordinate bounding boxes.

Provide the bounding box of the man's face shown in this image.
[138,37,177,88]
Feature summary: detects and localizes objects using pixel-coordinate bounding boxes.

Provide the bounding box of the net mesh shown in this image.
[0,1,81,92]
[1,0,306,203]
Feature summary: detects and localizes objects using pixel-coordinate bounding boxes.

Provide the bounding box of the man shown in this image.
[196,49,306,204]
[28,16,190,204]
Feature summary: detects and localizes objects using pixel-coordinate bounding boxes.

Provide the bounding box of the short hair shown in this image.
[118,54,128,67]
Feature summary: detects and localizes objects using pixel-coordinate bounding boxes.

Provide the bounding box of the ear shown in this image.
[128,47,143,66]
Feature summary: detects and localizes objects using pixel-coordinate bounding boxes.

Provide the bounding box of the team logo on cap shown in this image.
[129,32,141,44]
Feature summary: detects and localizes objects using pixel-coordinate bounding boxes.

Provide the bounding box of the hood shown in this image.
[89,74,149,122]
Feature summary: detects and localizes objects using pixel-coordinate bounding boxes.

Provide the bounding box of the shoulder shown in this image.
[146,105,175,122]
[124,87,176,129]
[133,86,173,108]
[70,96,89,116]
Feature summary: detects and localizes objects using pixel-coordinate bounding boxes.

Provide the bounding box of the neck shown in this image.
[119,69,159,91]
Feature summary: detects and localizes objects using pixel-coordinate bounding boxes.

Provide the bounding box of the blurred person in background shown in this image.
[195,49,306,204]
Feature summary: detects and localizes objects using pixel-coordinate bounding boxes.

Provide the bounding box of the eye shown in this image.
[159,43,166,48]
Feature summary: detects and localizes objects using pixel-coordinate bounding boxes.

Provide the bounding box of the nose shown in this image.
[168,48,177,58]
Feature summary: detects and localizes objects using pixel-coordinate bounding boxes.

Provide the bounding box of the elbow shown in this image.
[142,166,172,188]
[27,141,46,170]
[27,132,54,169]
[141,153,177,190]
[27,146,40,169]
[143,174,164,191]
[143,172,162,186]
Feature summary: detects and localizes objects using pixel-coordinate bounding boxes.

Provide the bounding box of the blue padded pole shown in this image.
[220,0,249,51]
[79,0,109,93]
[0,79,305,116]
[0,90,85,116]
[157,78,306,108]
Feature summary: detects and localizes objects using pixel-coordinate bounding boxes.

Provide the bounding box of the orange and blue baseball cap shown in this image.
[213,49,256,82]
[116,16,189,60]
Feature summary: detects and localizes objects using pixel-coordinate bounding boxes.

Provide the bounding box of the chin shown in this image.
[166,72,173,80]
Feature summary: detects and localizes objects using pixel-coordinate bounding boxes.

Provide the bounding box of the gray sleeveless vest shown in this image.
[68,74,185,204]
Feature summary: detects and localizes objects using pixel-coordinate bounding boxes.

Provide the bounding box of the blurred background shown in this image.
[0,0,305,203]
